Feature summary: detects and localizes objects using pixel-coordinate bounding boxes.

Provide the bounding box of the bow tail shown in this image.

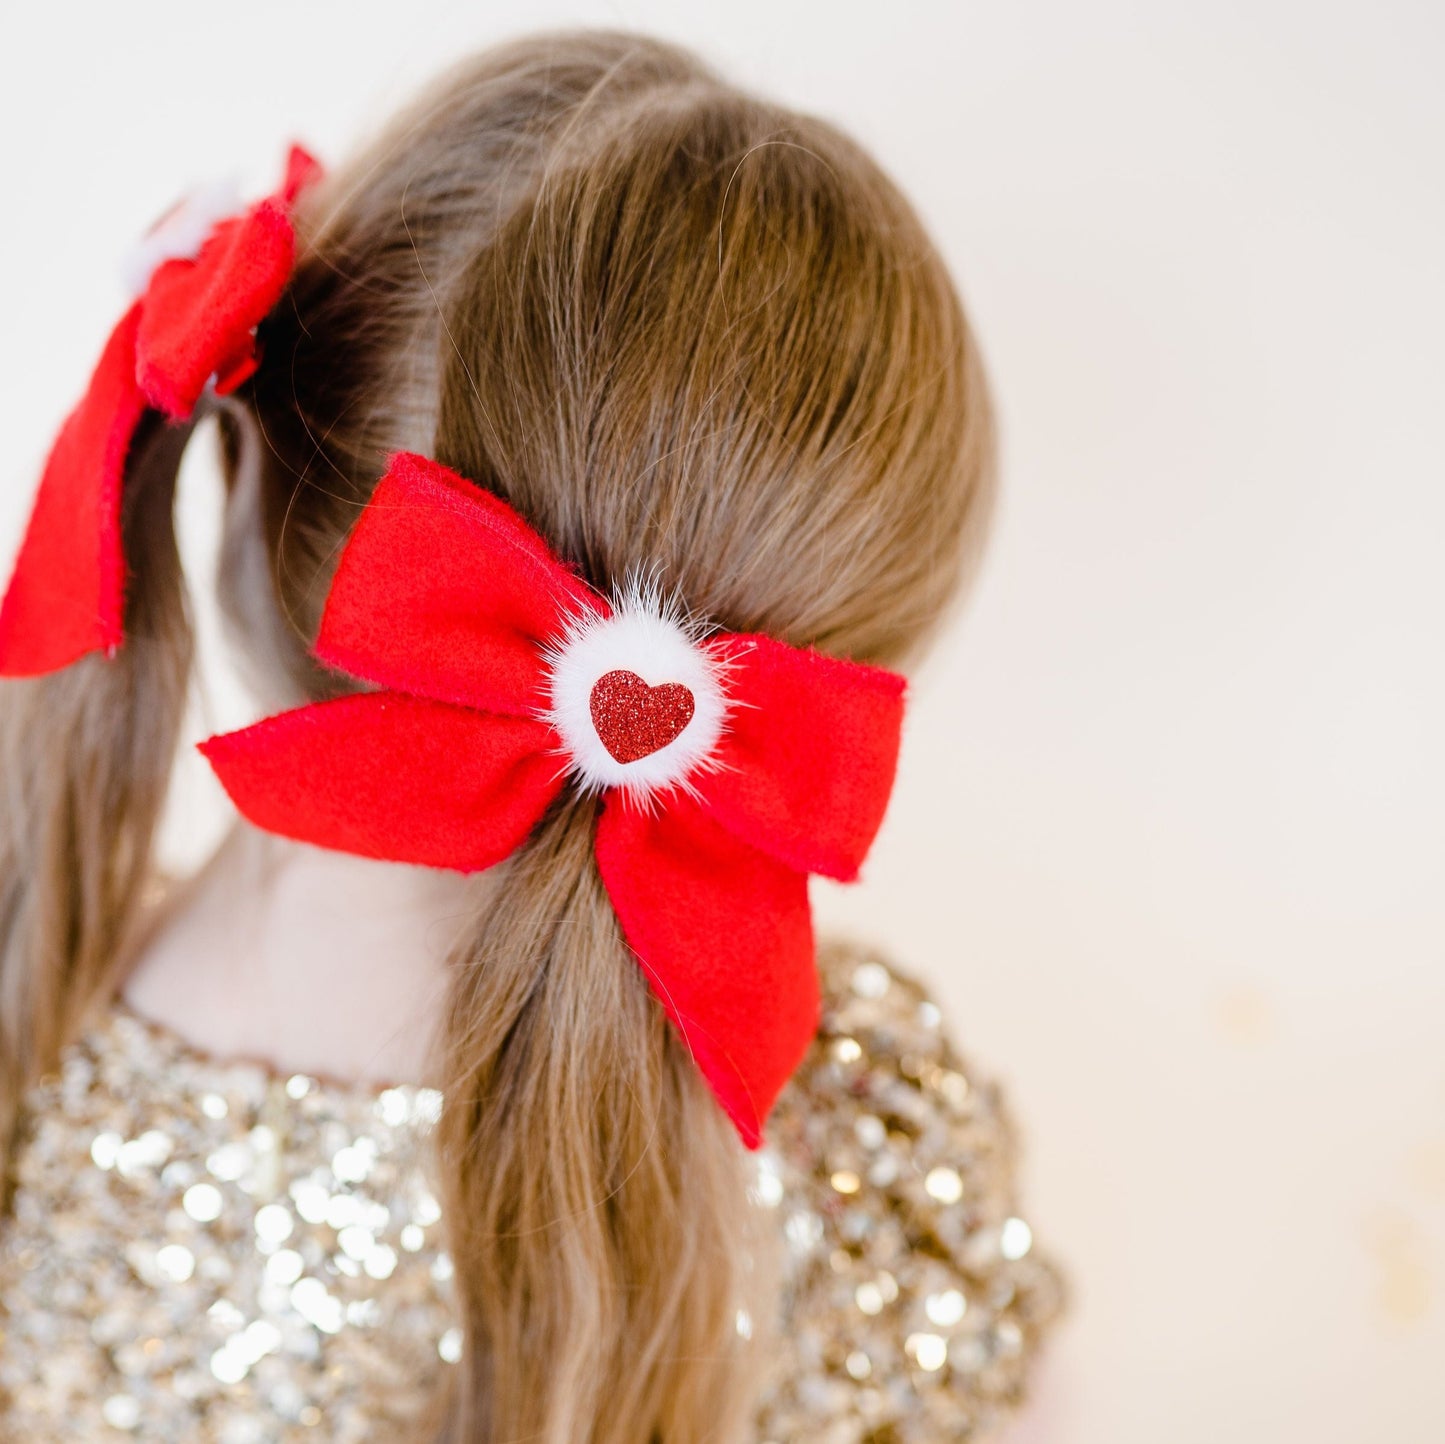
[201,692,565,873]
[0,305,148,676]
[594,793,818,1148]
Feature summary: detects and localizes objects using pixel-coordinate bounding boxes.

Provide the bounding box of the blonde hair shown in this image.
[0,31,994,1443]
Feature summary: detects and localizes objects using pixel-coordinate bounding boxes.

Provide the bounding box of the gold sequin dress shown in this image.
[0,944,1062,1441]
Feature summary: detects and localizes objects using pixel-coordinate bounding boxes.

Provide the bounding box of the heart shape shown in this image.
[589,670,696,763]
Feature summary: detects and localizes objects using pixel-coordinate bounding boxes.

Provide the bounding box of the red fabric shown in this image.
[200,693,565,874]
[0,148,320,678]
[135,197,298,418]
[201,451,906,1146]
[315,452,603,714]
[278,144,324,206]
[594,794,817,1148]
[0,307,146,674]
[700,634,905,882]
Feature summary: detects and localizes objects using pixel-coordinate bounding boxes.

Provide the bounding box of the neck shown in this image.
[123,823,479,1088]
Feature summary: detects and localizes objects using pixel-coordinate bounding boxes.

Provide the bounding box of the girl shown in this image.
[0,30,1061,1444]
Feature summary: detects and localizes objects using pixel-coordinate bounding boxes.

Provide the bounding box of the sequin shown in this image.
[1001,1216,1034,1261]
[0,1007,457,1442]
[906,1332,949,1371]
[752,943,1065,1442]
[855,1281,885,1315]
[0,944,1062,1441]
[90,1131,122,1169]
[364,1244,398,1282]
[925,1165,965,1204]
[102,1394,141,1430]
[265,1250,304,1287]
[183,1182,223,1221]
[851,960,891,999]
[854,1113,886,1150]
[155,1244,195,1283]
[254,1203,294,1245]
[749,1155,785,1208]
[926,1288,968,1327]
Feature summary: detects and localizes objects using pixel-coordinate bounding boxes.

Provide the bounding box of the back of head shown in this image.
[1,30,993,1444]
[247,32,990,681]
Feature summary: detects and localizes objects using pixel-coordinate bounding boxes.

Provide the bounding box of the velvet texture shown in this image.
[0,147,320,676]
[203,453,906,1145]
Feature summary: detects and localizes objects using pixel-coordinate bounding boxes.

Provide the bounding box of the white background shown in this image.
[1,3,1442,1440]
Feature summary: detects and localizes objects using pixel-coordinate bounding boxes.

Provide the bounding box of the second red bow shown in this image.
[0,147,320,676]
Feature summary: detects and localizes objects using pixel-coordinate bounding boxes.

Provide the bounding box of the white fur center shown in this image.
[543,595,728,800]
[121,176,244,297]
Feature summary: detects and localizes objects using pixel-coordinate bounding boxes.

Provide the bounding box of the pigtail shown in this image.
[0,414,195,1204]
[431,798,766,1444]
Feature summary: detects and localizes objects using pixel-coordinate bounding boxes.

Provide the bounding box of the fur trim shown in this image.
[542,576,730,805]
[121,176,243,296]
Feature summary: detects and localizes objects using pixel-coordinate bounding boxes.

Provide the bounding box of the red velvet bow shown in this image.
[200,452,906,1146]
[0,146,321,677]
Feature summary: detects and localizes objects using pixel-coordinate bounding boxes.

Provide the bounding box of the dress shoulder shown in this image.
[754,939,1063,1442]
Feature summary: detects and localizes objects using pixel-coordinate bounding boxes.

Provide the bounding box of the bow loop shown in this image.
[134,194,298,418]
[315,452,603,716]
[699,635,906,881]
[200,692,565,875]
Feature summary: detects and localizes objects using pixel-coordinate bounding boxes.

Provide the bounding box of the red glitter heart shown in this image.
[589,670,696,763]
